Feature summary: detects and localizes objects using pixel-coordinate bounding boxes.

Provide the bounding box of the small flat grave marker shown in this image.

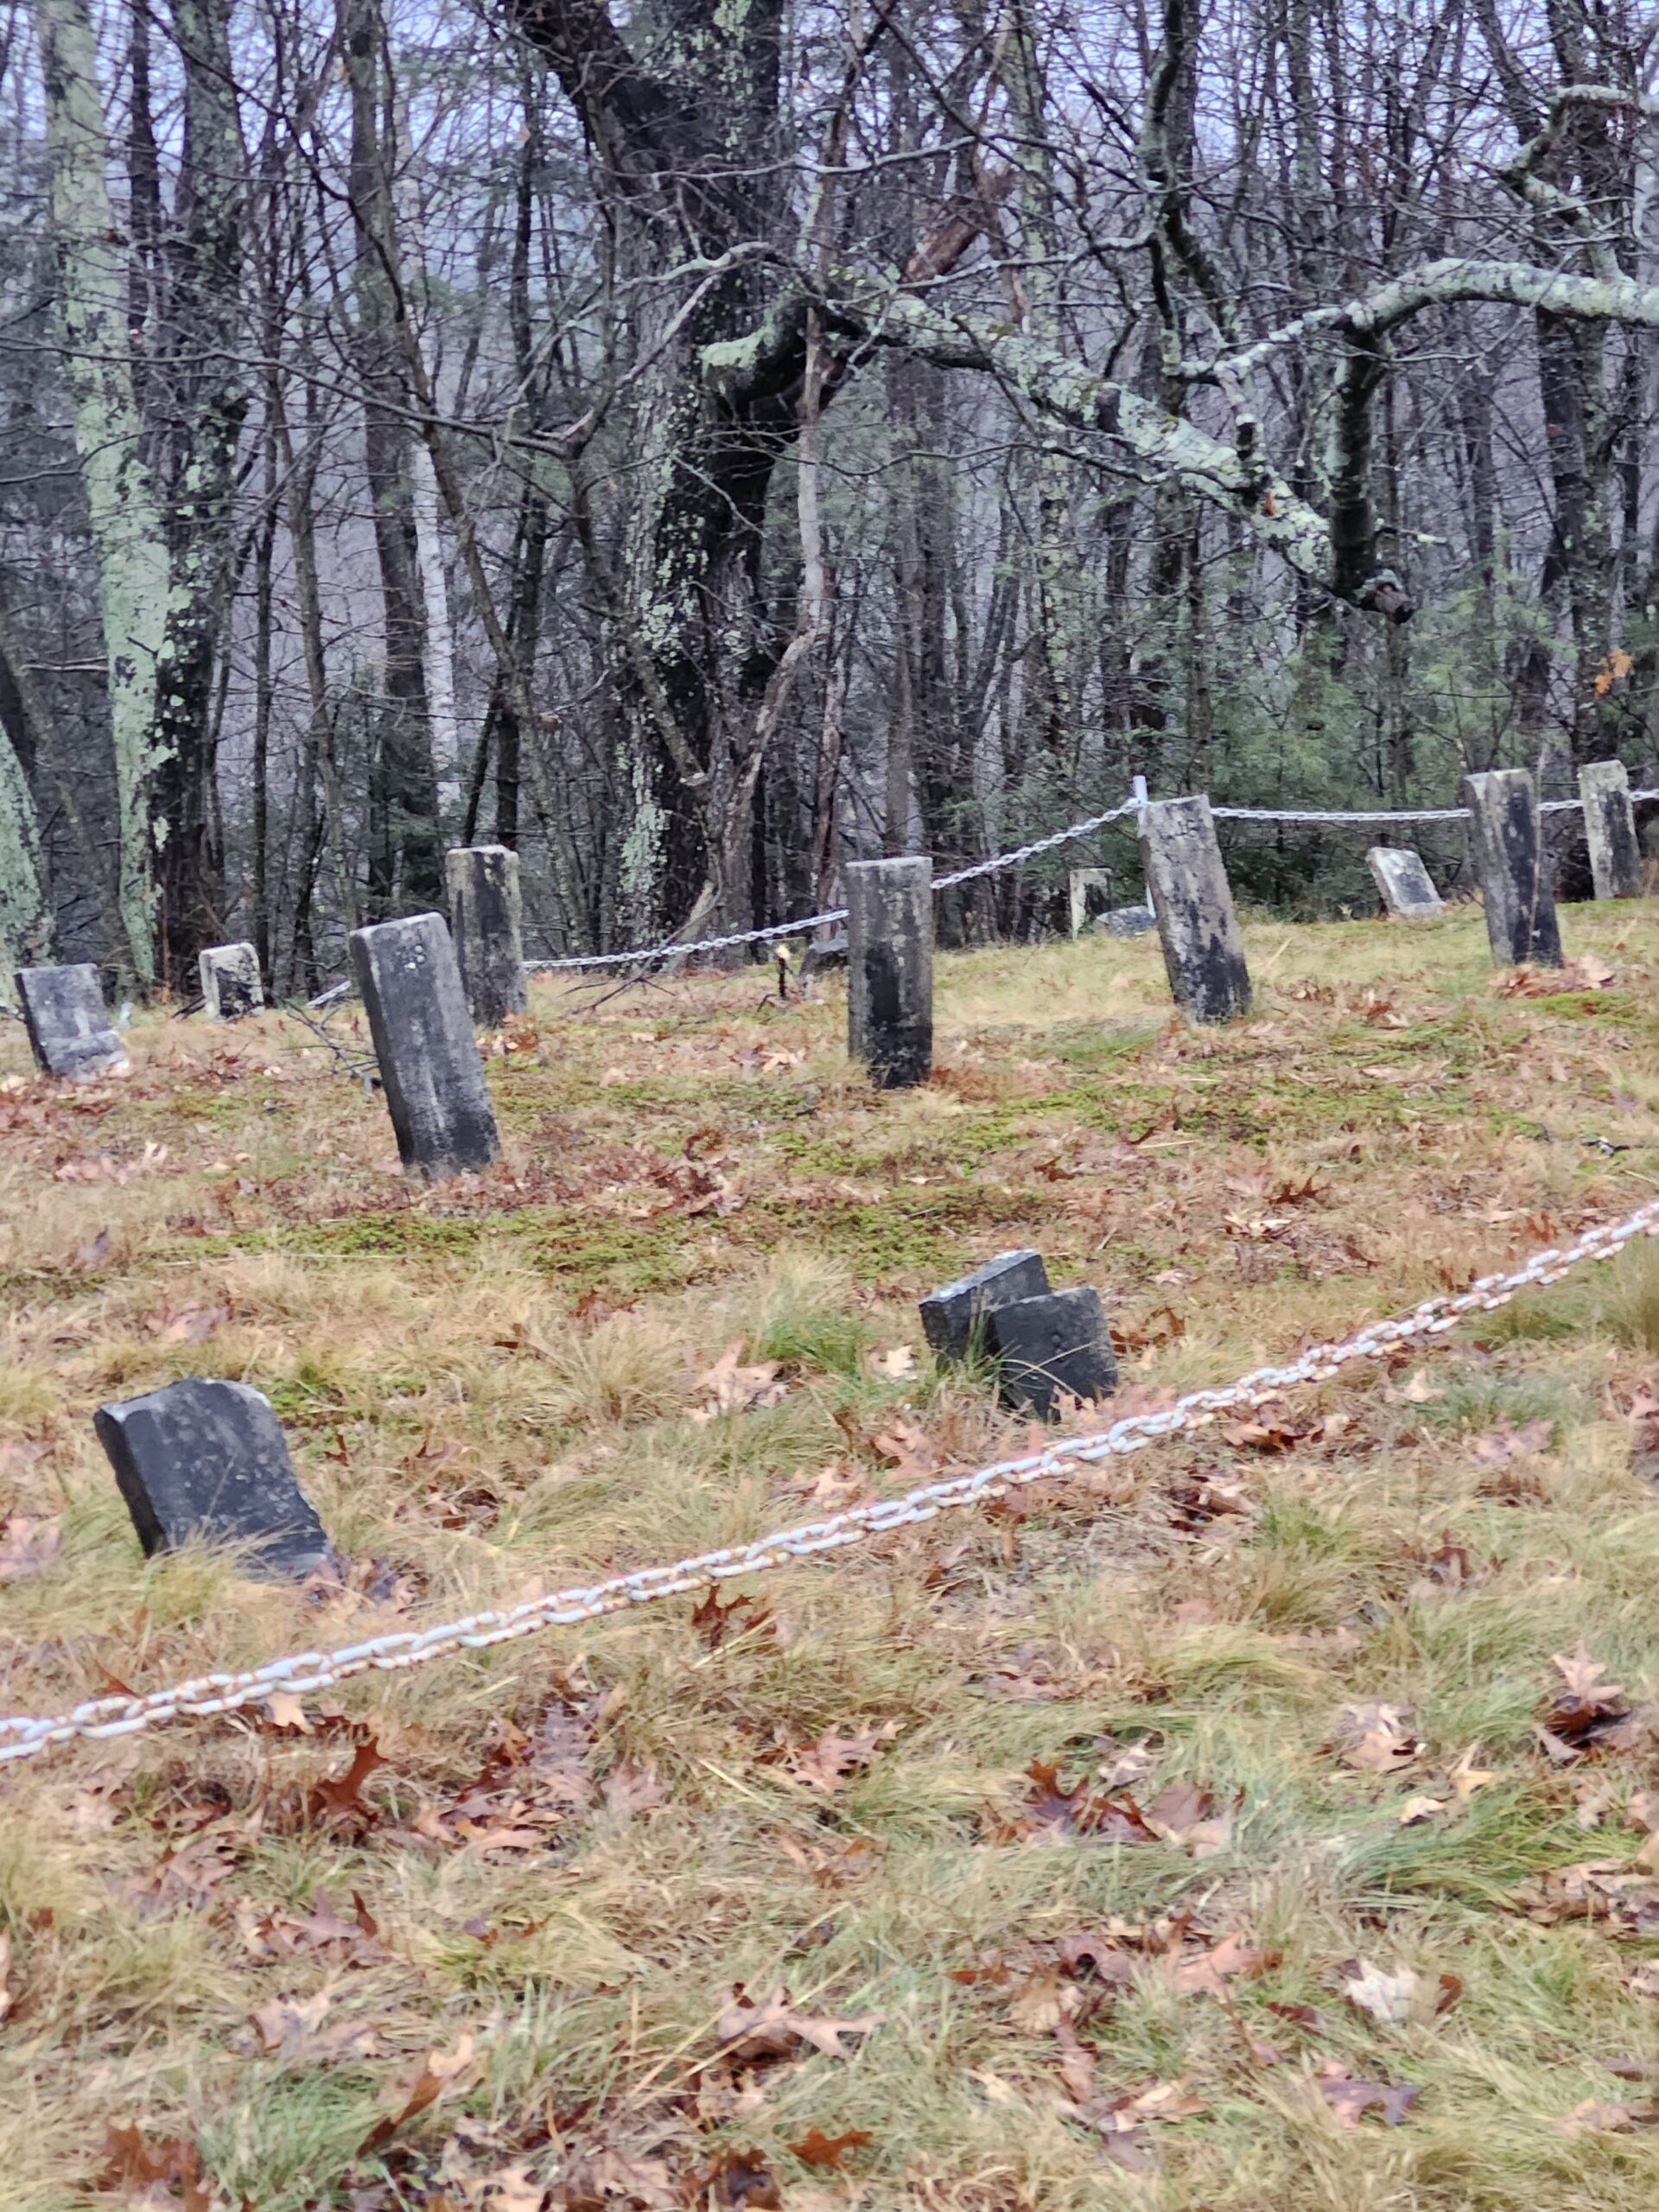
[1367,847,1442,918]
[94,1376,333,1581]
[350,912,501,1178]
[986,1287,1117,1419]
[16,963,129,1079]
[199,941,264,1020]
[920,1249,1052,1363]
[1101,903,1156,938]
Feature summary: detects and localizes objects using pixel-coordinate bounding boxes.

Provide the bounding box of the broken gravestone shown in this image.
[986,1287,1118,1418]
[1366,847,1443,919]
[920,1249,1052,1363]
[1461,768,1563,968]
[16,963,130,1079]
[350,912,501,1177]
[1579,760,1643,900]
[199,942,264,1020]
[846,855,933,1088]
[94,1376,334,1581]
[1138,796,1252,1022]
[445,843,529,1027]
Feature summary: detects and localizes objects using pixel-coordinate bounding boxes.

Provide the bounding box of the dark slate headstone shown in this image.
[16,963,129,1079]
[445,844,529,1027]
[1580,760,1643,900]
[986,1287,1117,1419]
[1138,796,1252,1022]
[920,1249,1052,1363]
[199,941,264,1020]
[1100,903,1156,938]
[1461,768,1563,968]
[94,1376,333,1581]
[1367,847,1442,918]
[846,855,933,1088]
[350,913,501,1178]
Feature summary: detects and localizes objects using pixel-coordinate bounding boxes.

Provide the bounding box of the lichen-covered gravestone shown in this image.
[986,1287,1117,1418]
[846,855,933,1088]
[199,941,264,1020]
[1138,796,1252,1021]
[920,1249,1052,1363]
[94,1376,334,1581]
[1068,868,1113,938]
[350,912,501,1177]
[445,844,529,1026]
[1367,847,1443,918]
[16,963,129,1078]
[1579,760,1643,900]
[1461,769,1563,968]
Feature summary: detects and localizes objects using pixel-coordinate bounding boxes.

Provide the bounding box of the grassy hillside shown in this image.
[6,904,1659,2210]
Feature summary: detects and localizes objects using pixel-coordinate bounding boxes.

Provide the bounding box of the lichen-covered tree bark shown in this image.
[0,723,48,999]
[35,0,167,990]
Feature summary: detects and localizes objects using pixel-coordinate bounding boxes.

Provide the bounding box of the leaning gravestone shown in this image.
[1138,796,1252,1021]
[920,1249,1052,1363]
[350,913,501,1177]
[199,941,264,1020]
[846,855,933,1088]
[1367,847,1443,918]
[1579,760,1643,900]
[94,1376,334,1581]
[1461,768,1563,968]
[445,844,529,1027]
[986,1286,1117,1418]
[16,963,130,1079]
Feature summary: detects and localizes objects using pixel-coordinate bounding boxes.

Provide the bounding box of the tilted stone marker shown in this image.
[920,1248,1052,1364]
[16,963,130,1079]
[986,1286,1117,1418]
[350,912,501,1176]
[199,941,264,1020]
[1138,795,1252,1021]
[1068,868,1114,938]
[1579,760,1643,900]
[445,843,529,1026]
[1100,903,1156,938]
[846,855,932,1088]
[1367,847,1443,919]
[94,1376,333,1581]
[1461,768,1563,968]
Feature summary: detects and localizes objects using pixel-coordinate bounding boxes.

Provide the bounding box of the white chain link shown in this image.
[4,1193,1656,1765]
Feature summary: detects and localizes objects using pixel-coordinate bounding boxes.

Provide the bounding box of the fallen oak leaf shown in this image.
[1168,1930,1274,1999]
[715,1983,882,2062]
[1336,1700,1421,1774]
[1339,1959,1420,2026]
[788,2128,873,2171]
[0,1515,60,1582]
[1554,2097,1659,2135]
[1313,2062,1420,2128]
[95,2124,213,2212]
[359,2030,477,2152]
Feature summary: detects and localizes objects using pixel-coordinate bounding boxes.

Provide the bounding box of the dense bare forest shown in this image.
[6,0,1659,995]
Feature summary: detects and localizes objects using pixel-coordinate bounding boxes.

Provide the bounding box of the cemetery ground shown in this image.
[11,908,1659,2212]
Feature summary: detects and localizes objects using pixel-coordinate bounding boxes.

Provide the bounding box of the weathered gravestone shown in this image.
[199,941,264,1020]
[1138,796,1252,1021]
[986,1287,1117,1418]
[16,963,129,1079]
[445,844,529,1026]
[1367,847,1443,919]
[1579,760,1643,900]
[350,913,501,1177]
[1100,903,1156,938]
[1461,768,1563,968]
[846,856,933,1088]
[1068,868,1114,938]
[920,1249,1052,1363]
[94,1376,334,1580]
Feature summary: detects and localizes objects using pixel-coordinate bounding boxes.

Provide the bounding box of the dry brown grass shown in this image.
[5,901,1659,2209]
